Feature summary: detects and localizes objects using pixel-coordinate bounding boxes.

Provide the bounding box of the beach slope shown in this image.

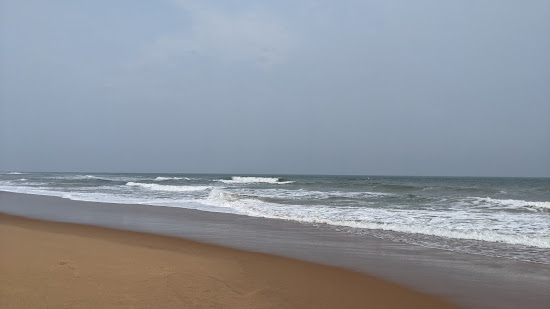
[0,213,458,308]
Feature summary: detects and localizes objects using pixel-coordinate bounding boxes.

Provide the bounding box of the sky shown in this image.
[1,0,549,177]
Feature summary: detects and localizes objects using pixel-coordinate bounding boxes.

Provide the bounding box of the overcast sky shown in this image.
[1,0,549,177]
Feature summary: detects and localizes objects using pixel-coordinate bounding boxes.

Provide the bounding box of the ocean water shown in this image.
[1,172,549,264]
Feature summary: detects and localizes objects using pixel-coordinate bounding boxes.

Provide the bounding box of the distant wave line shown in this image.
[215,176,294,184]
[125,182,210,192]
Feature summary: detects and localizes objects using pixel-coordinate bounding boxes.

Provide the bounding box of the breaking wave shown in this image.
[472,197,550,211]
[232,188,391,200]
[215,176,294,184]
[154,177,187,181]
[2,173,549,263]
[203,189,550,249]
[48,175,133,182]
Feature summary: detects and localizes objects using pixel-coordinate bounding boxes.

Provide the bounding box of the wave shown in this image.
[326,219,550,249]
[2,179,548,252]
[7,172,25,175]
[203,189,550,249]
[83,175,139,182]
[125,182,210,192]
[79,175,133,182]
[233,188,391,201]
[0,184,236,216]
[204,188,269,213]
[472,197,550,211]
[84,175,102,179]
[154,177,187,181]
[215,176,294,184]
[48,175,139,182]
[48,175,112,181]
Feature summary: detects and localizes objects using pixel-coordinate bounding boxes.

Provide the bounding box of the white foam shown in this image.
[0,185,87,201]
[202,189,550,249]
[49,175,107,181]
[125,182,210,192]
[216,176,294,184]
[204,188,270,213]
[52,175,142,182]
[2,176,549,252]
[0,184,233,214]
[154,177,186,181]
[232,188,391,200]
[7,172,25,175]
[83,175,139,182]
[472,197,550,210]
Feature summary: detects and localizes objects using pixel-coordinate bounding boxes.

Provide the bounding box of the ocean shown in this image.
[1,172,549,264]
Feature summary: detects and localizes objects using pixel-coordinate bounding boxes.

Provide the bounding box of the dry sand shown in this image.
[0,213,459,308]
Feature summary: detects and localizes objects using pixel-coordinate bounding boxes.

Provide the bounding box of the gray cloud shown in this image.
[139,1,295,68]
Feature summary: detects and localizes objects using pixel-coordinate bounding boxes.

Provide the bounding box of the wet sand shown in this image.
[0,213,459,308]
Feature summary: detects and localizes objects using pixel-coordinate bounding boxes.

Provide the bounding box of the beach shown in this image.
[2,0,548,307]
[1,191,549,309]
[0,212,460,309]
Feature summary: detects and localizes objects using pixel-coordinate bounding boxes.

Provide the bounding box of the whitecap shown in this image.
[472,197,550,210]
[215,176,294,184]
[154,177,186,181]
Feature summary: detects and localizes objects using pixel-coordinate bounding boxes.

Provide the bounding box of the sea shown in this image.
[1,172,549,264]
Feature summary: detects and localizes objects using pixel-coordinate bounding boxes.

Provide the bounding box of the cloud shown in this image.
[139,1,295,68]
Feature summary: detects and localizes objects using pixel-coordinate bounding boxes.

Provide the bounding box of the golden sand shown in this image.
[0,213,459,308]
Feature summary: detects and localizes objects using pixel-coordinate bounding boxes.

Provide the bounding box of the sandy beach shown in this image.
[0,212,460,308]
[1,191,549,309]
[3,0,549,306]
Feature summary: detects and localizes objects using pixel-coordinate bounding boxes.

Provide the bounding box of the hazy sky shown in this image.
[1,0,549,176]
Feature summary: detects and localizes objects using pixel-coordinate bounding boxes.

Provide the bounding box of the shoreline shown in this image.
[1,191,549,308]
[0,212,458,308]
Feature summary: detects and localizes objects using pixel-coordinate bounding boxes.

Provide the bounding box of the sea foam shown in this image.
[216,176,294,184]
[203,189,550,249]
[231,188,391,200]
[154,177,186,181]
[473,197,550,210]
[2,173,549,264]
